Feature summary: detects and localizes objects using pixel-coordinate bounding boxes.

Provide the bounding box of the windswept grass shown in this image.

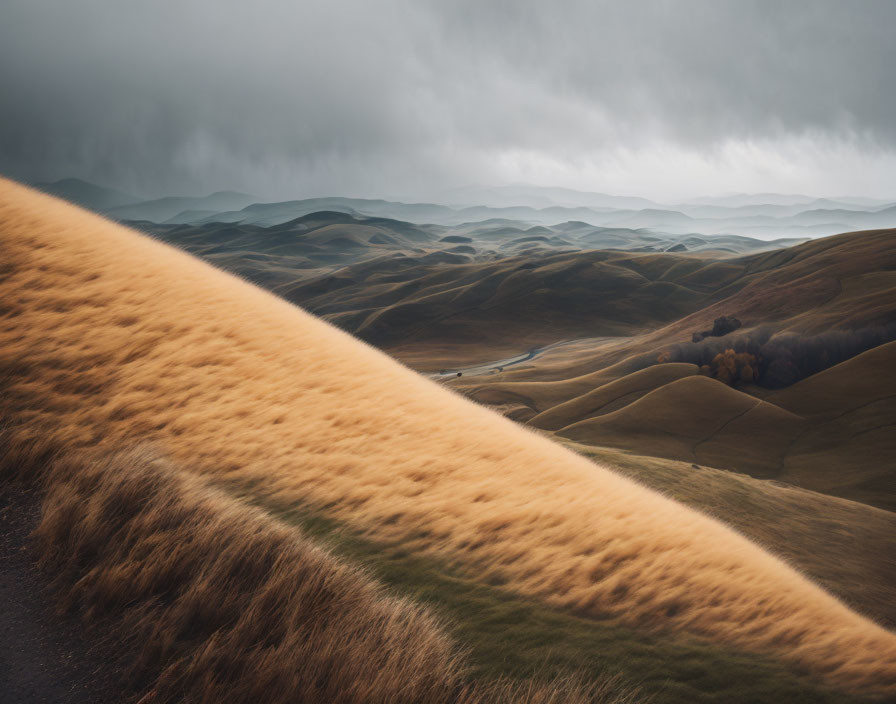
[563,442,896,629]
[2,177,896,697]
[0,432,632,704]
[244,495,865,704]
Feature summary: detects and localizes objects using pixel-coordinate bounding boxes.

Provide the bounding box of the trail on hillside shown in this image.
[0,496,127,704]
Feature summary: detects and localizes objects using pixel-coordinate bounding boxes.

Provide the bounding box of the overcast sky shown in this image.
[1,0,894,201]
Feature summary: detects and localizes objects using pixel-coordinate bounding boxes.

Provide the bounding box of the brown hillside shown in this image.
[767,341,896,508]
[556,376,806,476]
[529,363,699,431]
[532,342,896,509]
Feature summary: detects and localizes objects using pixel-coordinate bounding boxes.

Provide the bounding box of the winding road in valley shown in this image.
[432,336,614,379]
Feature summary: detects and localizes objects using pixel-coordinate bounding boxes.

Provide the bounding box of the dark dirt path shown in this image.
[0,494,131,704]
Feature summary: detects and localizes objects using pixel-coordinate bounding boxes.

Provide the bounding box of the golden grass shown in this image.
[2,177,895,696]
[1,433,627,704]
[565,442,896,629]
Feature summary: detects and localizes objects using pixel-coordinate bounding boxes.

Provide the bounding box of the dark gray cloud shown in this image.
[1,0,894,200]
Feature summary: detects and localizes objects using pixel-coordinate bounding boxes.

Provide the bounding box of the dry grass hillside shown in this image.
[2,435,621,704]
[2,178,896,700]
[563,442,896,629]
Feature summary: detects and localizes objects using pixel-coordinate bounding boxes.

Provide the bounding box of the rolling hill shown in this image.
[105,189,257,223]
[3,178,896,701]
[36,177,896,241]
[553,375,807,477]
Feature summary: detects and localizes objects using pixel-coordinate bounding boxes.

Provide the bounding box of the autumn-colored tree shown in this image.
[709,349,758,386]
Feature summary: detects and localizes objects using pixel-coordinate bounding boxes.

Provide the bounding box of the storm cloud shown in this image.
[1,0,894,200]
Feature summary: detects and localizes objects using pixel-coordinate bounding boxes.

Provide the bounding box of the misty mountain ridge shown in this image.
[34,177,896,242]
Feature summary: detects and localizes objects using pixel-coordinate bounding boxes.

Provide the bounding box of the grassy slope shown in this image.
[562,443,896,629]
[2,178,896,698]
[248,495,857,704]
[554,376,806,477]
[767,341,896,508]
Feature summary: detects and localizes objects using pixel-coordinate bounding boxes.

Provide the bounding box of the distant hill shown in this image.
[105,190,256,223]
[33,177,140,210]
[682,192,890,208]
[134,208,802,292]
[133,211,443,286]
[34,177,896,242]
[188,196,896,238]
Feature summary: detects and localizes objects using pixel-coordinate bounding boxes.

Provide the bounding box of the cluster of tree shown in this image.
[692,315,742,343]
[656,323,896,388]
[700,349,759,386]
